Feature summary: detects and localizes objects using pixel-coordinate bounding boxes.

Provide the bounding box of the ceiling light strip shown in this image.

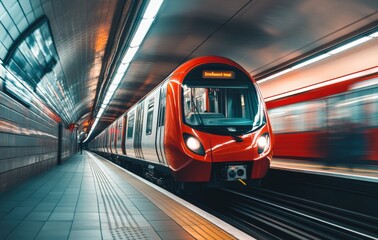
[84,0,164,142]
[258,30,378,84]
[264,66,378,102]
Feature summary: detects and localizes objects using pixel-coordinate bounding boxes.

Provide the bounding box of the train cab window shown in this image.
[182,82,265,135]
[146,101,154,135]
[127,114,134,139]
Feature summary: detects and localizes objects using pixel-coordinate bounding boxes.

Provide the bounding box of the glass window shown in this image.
[335,86,378,127]
[110,127,114,144]
[118,120,122,141]
[146,104,154,135]
[182,84,265,133]
[268,100,326,133]
[158,85,167,127]
[127,114,134,139]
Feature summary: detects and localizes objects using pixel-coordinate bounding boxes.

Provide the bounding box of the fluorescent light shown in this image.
[291,53,330,70]
[93,118,99,127]
[98,108,105,116]
[112,72,124,85]
[117,63,129,74]
[130,18,154,47]
[258,31,376,83]
[328,36,371,55]
[103,95,112,105]
[122,46,139,63]
[85,0,165,143]
[84,118,99,143]
[259,68,294,83]
[369,31,378,38]
[143,0,164,19]
[264,67,378,102]
[108,84,118,93]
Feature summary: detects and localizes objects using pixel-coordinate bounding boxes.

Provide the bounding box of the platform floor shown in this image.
[0,152,251,240]
[271,158,378,182]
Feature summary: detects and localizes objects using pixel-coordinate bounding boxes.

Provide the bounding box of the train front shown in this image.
[165,57,273,186]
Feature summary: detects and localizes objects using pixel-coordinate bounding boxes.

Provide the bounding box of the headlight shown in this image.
[183,133,205,155]
[257,133,270,154]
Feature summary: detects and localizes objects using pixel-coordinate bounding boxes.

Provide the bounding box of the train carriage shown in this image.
[89,56,273,190]
[266,70,378,162]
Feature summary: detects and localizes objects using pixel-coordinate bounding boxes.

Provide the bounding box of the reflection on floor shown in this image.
[0,152,242,240]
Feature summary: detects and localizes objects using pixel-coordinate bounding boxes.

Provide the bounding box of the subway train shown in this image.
[89,56,273,191]
[266,70,378,163]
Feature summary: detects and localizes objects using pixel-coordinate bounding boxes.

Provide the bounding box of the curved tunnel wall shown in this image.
[0,77,76,192]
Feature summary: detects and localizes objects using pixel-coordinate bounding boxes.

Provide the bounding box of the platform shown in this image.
[271,158,378,183]
[0,152,252,240]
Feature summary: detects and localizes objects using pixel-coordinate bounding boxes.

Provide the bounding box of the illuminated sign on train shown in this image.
[202,71,235,79]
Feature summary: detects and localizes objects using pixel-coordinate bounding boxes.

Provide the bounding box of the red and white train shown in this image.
[266,69,378,162]
[89,56,273,190]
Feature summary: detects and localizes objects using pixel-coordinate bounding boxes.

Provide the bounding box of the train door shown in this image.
[102,134,106,152]
[100,134,104,152]
[114,117,123,155]
[141,91,159,162]
[155,83,167,164]
[114,119,122,155]
[121,115,127,155]
[109,125,113,154]
[114,124,118,154]
[104,130,109,153]
[109,127,114,154]
[134,101,145,159]
[125,110,136,158]
[104,133,107,152]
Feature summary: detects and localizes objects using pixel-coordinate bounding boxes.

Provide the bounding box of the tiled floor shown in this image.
[0,152,238,240]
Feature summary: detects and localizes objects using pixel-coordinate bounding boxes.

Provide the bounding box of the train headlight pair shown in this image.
[184,133,205,155]
[257,133,270,154]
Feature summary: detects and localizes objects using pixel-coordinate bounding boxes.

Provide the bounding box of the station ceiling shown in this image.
[0,0,377,140]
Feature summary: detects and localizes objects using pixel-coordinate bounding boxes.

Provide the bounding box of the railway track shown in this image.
[184,187,378,239]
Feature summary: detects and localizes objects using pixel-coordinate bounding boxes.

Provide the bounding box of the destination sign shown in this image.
[202,70,235,79]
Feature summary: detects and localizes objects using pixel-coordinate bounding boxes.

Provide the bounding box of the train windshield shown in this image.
[182,82,266,134]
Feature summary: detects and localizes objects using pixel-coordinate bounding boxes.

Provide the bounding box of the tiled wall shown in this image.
[0,1,81,191]
[0,87,76,192]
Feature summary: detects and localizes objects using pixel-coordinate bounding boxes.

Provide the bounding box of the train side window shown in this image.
[118,120,122,141]
[350,91,364,124]
[350,88,378,127]
[303,101,326,131]
[146,101,154,135]
[372,88,378,126]
[268,108,284,133]
[159,84,167,127]
[127,114,134,139]
[110,127,113,143]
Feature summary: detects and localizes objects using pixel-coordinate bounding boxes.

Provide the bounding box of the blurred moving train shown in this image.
[89,56,273,191]
[266,70,378,163]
